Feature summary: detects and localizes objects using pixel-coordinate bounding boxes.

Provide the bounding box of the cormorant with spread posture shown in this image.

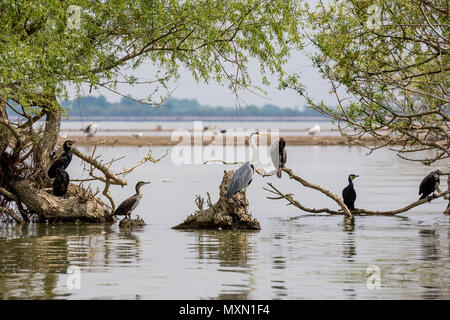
[270,137,287,178]
[342,174,359,211]
[53,166,70,197]
[48,140,75,178]
[419,170,442,202]
[114,181,150,220]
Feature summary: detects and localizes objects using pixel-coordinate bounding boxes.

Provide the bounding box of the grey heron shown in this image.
[307,124,320,136]
[342,174,359,211]
[53,166,70,197]
[270,137,287,178]
[226,131,267,198]
[114,181,150,220]
[48,140,75,178]
[84,122,99,137]
[419,170,442,202]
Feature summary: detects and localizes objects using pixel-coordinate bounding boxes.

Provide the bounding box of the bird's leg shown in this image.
[427,195,433,203]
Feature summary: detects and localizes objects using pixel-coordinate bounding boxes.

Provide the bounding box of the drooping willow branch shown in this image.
[265,168,450,216]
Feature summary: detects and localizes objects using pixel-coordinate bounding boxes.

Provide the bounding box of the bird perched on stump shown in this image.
[419,170,442,202]
[114,181,150,220]
[226,162,254,198]
[226,131,269,198]
[342,174,359,211]
[48,140,75,178]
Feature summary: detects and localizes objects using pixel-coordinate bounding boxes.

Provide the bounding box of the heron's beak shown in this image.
[144,181,151,185]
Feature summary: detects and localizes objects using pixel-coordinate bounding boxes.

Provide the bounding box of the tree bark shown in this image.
[173,170,261,230]
[32,102,61,181]
[10,179,107,222]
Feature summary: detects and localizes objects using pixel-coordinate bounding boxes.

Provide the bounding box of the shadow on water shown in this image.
[0,223,142,299]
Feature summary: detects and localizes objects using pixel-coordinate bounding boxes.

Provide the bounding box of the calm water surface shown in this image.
[1,146,449,299]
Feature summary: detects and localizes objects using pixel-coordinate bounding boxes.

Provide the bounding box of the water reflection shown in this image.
[418,228,442,299]
[0,223,142,299]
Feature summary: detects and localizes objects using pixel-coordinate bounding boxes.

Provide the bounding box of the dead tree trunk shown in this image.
[0,96,112,223]
[173,170,261,230]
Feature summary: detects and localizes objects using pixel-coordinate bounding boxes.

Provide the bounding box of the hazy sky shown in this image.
[67,38,337,110]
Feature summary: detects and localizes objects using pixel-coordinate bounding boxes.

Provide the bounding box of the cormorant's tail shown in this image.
[419,194,426,200]
[277,168,282,178]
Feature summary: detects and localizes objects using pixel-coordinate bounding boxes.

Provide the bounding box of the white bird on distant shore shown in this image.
[132,132,143,138]
[83,122,99,137]
[307,124,320,137]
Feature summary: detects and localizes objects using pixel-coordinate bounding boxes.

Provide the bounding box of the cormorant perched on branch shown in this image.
[114,181,150,220]
[270,138,287,178]
[48,140,75,178]
[342,174,359,211]
[53,166,69,197]
[419,170,442,202]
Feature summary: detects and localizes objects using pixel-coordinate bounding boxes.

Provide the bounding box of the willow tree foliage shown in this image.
[287,0,449,165]
[0,0,302,223]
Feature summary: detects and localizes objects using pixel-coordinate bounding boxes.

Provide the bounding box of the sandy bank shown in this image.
[58,135,372,147]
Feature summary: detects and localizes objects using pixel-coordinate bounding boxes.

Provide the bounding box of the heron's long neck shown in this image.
[135,186,142,195]
[250,135,259,166]
[348,178,353,186]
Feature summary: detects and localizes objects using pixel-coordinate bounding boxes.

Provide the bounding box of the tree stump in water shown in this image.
[172,170,261,230]
[118,215,146,229]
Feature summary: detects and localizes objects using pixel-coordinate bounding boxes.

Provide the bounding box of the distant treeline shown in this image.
[59,96,325,118]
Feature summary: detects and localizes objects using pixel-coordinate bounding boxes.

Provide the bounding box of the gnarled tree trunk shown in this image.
[0,96,110,223]
[173,170,261,230]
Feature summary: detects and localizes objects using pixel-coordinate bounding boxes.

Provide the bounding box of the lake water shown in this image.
[0,145,449,299]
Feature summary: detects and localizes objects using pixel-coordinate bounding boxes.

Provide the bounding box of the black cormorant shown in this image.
[53,166,69,197]
[113,181,150,220]
[270,138,287,178]
[48,140,75,178]
[342,174,359,211]
[419,170,442,202]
